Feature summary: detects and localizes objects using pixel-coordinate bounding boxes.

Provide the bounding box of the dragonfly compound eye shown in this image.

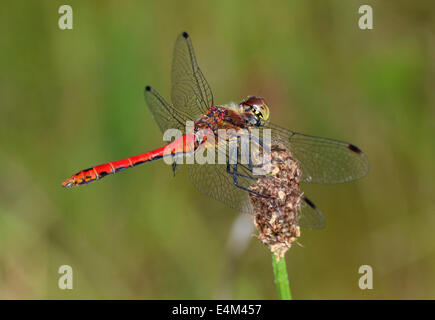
[244,96,270,122]
[259,102,270,121]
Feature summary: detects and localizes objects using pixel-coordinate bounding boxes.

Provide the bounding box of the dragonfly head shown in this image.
[241,96,270,126]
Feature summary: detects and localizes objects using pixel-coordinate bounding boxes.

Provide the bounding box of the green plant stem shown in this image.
[272,254,292,300]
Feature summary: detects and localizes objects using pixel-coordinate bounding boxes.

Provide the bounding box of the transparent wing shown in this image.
[171,32,214,119]
[298,196,326,229]
[264,123,370,184]
[144,86,192,176]
[187,143,254,214]
[187,139,325,228]
[144,86,192,133]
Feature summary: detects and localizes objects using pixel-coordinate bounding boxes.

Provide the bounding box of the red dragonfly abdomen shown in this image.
[62,134,195,187]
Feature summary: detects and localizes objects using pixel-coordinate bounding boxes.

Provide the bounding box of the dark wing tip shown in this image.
[348,143,362,154]
[145,86,151,92]
[303,196,317,209]
[182,32,189,38]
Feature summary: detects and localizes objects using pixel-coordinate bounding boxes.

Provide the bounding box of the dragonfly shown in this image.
[62,32,369,229]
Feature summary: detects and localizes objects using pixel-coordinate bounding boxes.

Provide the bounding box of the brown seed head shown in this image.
[249,143,303,259]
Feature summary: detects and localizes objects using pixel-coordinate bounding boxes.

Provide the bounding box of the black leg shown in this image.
[229,138,267,198]
[249,135,281,169]
[243,135,253,172]
[226,163,257,180]
[226,135,256,180]
[232,163,267,198]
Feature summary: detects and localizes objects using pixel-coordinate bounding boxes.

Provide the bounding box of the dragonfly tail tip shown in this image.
[61,178,75,188]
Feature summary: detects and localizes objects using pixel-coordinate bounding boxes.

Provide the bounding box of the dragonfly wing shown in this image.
[187,162,254,214]
[187,144,256,214]
[144,86,192,133]
[298,196,326,229]
[264,123,370,184]
[171,32,214,119]
[144,86,193,176]
[188,141,327,228]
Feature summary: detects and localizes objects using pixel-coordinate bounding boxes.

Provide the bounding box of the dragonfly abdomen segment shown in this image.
[61,152,162,187]
[61,134,195,187]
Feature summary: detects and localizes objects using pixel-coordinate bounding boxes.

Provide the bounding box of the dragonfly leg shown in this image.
[172,163,178,176]
[244,136,254,172]
[232,163,267,198]
[226,136,256,180]
[249,135,281,170]
[250,134,264,148]
[226,162,257,180]
[229,139,267,198]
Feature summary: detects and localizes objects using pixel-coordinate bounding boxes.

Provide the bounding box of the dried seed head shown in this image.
[250,143,303,259]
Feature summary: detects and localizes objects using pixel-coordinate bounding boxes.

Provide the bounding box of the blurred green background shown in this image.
[1,0,434,299]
